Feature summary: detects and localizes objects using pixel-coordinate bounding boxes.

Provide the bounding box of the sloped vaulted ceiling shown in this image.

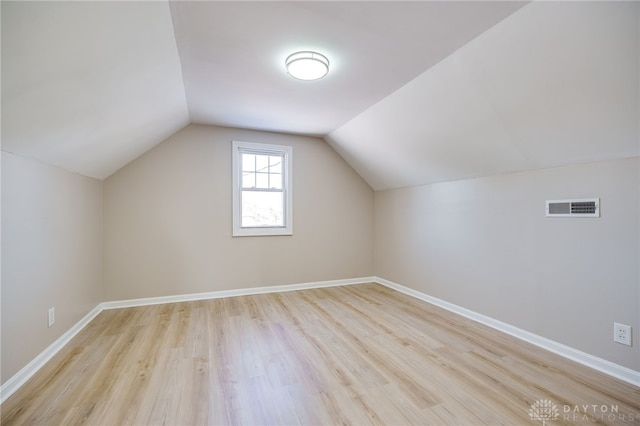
[2,1,189,179]
[168,1,527,136]
[326,1,640,190]
[2,1,638,186]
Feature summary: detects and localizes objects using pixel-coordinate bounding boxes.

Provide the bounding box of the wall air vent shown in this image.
[546,198,599,218]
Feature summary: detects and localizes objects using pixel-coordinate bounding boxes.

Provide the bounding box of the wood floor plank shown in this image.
[2,283,639,425]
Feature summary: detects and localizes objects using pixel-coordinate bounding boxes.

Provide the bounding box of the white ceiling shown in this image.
[2,1,189,179]
[326,1,640,189]
[169,1,526,136]
[2,1,638,188]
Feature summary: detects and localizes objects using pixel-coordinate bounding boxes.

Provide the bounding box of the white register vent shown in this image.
[546,198,600,217]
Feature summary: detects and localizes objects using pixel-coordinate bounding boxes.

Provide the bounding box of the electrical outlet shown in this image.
[48,307,55,328]
[613,322,631,346]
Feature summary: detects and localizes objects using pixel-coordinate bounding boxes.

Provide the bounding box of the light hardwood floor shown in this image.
[2,283,639,425]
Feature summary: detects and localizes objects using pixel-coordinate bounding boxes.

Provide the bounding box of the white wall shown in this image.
[3,124,637,387]
[1,152,103,383]
[374,158,639,371]
[103,124,374,300]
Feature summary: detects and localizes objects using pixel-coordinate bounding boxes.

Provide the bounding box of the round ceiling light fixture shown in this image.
[285,51,329,81]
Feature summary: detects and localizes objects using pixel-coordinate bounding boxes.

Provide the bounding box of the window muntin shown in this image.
[241,153,283,191]
[232,141,292,236]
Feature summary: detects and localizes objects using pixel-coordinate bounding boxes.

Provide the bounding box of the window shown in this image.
[232,141,293,236]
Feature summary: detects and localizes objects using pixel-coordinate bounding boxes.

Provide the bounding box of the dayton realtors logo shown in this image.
[529,399,559,425]
[529,399,637,424]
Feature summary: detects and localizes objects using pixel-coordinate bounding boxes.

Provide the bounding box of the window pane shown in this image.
[270,173,282,189]
[256,155,269,172]
[241,191,284,227]
[242,154,255,172]
[255,172,269,189]
[269,156,282,174]
[242,172,255,188]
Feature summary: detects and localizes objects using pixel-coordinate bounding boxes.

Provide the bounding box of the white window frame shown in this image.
[232,141,293,237]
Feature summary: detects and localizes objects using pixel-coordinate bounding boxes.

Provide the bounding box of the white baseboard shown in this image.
[374,276,640,388]
[0,304,103,404]
[0,276,375,403]
[4,275,636,405]
[102,277,376,310]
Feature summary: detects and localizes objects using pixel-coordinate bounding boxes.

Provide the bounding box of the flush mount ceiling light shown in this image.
[285,51,329,81]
